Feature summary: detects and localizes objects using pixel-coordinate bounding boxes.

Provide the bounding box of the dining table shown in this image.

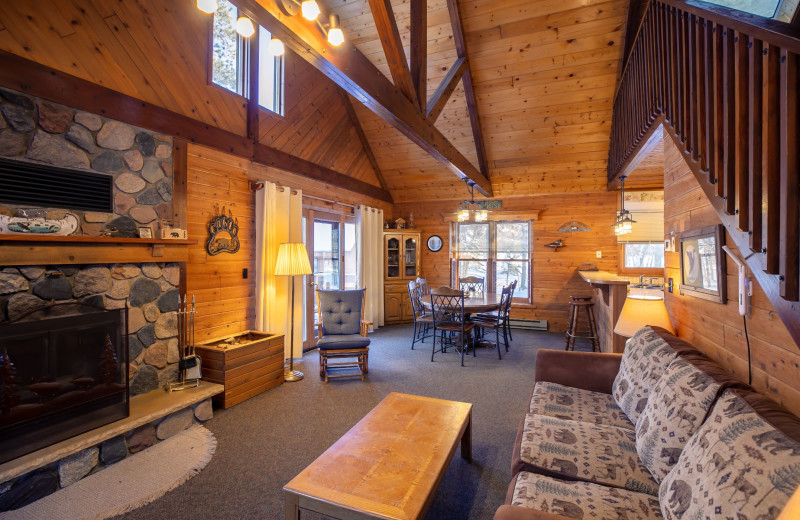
[420,292,502,316]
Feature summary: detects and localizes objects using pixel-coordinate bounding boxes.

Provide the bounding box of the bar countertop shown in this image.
[578,270,631,286]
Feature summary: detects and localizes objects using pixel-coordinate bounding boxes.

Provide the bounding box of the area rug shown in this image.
[1,425,216,520]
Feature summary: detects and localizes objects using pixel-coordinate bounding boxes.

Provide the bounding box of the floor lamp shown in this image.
[275,242,312,382]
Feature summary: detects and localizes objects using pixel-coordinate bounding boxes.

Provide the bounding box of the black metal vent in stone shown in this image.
[0,157,113,212]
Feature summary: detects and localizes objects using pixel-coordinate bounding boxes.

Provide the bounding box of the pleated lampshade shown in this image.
[274,243,312,276]
[613,289,675,337]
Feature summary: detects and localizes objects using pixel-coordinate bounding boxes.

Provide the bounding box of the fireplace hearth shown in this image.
[0,302,129,465]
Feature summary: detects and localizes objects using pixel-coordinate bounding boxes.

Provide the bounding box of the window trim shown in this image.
[451,220,533,304]
[618,242,665,276]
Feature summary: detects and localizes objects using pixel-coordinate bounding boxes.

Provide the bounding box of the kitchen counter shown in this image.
[578,270,630,353]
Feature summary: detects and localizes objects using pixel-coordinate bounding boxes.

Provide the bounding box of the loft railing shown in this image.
[609,0,800,348]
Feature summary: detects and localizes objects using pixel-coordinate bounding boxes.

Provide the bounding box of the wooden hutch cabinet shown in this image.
[383,230,421,324]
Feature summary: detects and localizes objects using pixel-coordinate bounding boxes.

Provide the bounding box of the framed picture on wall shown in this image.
[678,224,726,303]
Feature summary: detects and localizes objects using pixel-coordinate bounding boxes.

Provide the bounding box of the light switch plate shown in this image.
[595,250,602,259]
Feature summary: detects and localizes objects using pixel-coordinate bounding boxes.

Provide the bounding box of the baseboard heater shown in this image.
[508,318,548,331]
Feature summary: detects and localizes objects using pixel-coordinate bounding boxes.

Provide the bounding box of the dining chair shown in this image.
[315,288,371,382]
[415,277,429,296]
[458,276,485,296]
[407,280,433,349]
[429,290,476,366]
[476,279,516,345]
[471,284,513,357]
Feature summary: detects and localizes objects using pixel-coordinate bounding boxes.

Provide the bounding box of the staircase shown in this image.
[608,0,800,348]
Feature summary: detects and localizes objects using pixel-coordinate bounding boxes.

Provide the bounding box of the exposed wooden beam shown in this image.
[367,0,419,107]
[410,0,427,111]
[426,57,467,123]
[338,88,393,197]
[235,0,493,197]
[445,0,490,177]
[0,50,393,204]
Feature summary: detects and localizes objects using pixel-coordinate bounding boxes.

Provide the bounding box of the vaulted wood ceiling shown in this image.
[323,0,631,202]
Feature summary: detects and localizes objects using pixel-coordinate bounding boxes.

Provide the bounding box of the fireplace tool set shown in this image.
[167,294,202,392]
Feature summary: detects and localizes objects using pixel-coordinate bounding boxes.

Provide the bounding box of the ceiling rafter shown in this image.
[445,0,489,178]
[236,0,493,196]
[426,56,468,122]
[337,87,392,197]
[410,0,427,111]
[367,0,419,107]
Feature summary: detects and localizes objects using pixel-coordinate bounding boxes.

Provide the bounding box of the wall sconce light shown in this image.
[326,14,345,46]
[274,0,346,46]
[235,16,256,38]
[197,0,216,14]
[301,0,321,20]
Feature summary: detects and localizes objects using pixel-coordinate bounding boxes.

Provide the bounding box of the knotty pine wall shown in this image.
[393,192,620,331]
[0,0,380,188]
[662,136,800,417]
[186,143,391,342]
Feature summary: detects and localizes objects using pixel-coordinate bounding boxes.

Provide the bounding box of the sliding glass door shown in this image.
[303,209,357,351]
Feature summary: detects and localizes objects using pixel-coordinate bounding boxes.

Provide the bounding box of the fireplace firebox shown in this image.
[0,303,129,465]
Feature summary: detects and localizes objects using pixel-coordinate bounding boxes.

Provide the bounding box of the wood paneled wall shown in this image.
[186,143,391,342]
[393,192,620,331]
[0,0,381,189]
[662,136,800,417]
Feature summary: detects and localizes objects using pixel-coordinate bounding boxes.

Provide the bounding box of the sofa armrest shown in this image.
[494,505,573,520]
[534,350,623,394]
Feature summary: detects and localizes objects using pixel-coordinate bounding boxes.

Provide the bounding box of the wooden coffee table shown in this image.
[284,392,473,520]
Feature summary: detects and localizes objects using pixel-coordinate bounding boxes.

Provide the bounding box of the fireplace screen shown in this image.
[0,303,129,465]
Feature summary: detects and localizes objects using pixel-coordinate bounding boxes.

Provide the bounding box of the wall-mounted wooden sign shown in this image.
[206,205,240,256]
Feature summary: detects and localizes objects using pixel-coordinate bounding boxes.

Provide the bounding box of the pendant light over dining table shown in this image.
[456,180,489,222]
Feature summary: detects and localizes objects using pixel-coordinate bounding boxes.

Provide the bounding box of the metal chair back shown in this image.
[415,277,429,296]
[407,280,424,317]
[459,276,485,296]
[430,292,466,328]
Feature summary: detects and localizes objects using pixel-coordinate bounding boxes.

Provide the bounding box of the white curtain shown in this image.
[357,205,384,329]
[255,181,304,360]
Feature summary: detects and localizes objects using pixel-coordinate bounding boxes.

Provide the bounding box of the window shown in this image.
[700,0,781,18]
[211,1,284,114]
[453,221,531,301]
[622,242,665,273]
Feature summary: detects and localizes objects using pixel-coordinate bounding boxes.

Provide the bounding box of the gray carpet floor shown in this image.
[115,325,593,520]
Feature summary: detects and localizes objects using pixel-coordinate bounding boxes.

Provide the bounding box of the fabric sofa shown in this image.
[494,326,800,520]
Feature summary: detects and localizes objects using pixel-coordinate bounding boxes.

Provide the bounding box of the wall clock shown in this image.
[427,235,443,252]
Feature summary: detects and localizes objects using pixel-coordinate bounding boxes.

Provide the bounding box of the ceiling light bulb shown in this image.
[327,27,344,46]
[197,0,216,14]
[301,0,320,20]
[269,38,285,56]
[475,210,488,222]
[235,17,255,38]
[457,209,469,222]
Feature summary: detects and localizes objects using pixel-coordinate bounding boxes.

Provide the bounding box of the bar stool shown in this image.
[565,296,599,352]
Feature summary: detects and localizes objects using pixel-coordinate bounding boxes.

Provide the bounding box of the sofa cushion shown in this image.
[509,472,663,520]
[515,414,660,496]
[317,334,370,350]
[659,390,800,519]
[529,381,634,430]
[635,358,722,482]
[612,326,678,425]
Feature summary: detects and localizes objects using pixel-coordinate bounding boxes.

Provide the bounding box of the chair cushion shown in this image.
[509,472,663,520]
[635,358,722,482]
[317,334,370,350]
[516,414,660,496]
[659,389,800,519]
[529,381,634,430]
[318,289,364,335]
[612,326,679,425]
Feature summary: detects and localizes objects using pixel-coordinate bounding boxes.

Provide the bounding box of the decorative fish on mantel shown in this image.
[0,213,79,236]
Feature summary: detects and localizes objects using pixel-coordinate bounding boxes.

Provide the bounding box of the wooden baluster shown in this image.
[721,27,735,209]
[687,12,697,158]
[748,38,763,253]
[704,21,716,177]
[713,24,724,190]
[676,8,685,140]
[779,49,799,301]
[655,3,665,113]
[763,44,780,274]
[734,32,750,230]
[669,7,678,129]
[696,17,708,172]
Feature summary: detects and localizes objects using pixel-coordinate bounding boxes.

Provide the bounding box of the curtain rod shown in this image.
[250,182,381,212]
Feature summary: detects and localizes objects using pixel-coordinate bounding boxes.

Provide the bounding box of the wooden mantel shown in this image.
[0,235,196,265]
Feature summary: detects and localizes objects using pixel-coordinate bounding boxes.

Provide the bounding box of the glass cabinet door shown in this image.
[386,236,400,279]
[404,237,417,278]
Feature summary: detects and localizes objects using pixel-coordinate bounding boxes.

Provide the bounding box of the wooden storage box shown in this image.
[195,331,284,408]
